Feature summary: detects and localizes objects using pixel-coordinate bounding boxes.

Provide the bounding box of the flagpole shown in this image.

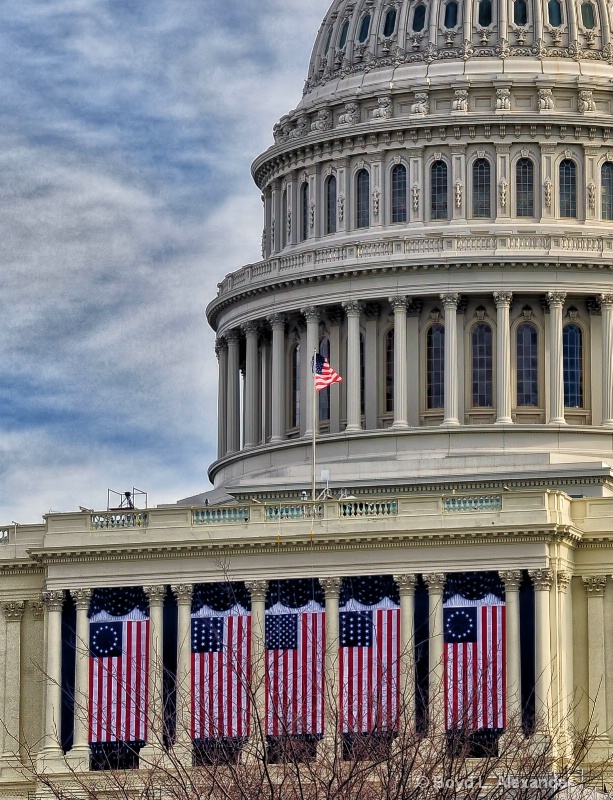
[312,349,317,503]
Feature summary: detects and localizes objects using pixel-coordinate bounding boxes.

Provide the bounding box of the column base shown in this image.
[441,419,460,427]
[35,747,66,774]
[602,419,613,427]
[344,425,362,433]
[138,743,166,767]
[548,417,567,425]
[317,734,338,763]
[64,745,90,771]
[494,417,513,425]
[269,435,285,444]
[170,741,192,768]
[391,421,410,431]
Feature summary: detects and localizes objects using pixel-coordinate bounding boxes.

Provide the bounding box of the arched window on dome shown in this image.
[516,322,538,406]
[513,0,528,25]
[548,0,563,26]
[412,4,427,32]
[478,0,492,26]
[516,158,534,217]
[431,161,448,220]
[559,159,577,218]
[339,20,350,49]
[471,322,493,407]
[356,168,370,229]
[581,1,596,27]
[319,337,331,422]
[444,1,459,27]
[290,342,301,429]
[300,182,309,242]
[383,8,398,36]
[563,323,583,408]
[602,163,613,220]
[391,164,408,223]
[325,175,337,234]
[385,328,394,413]
[358,15,371,42]
[427,323,445,409]
[472,159,491,218]
[281,187,288,249]
[323,25,334,54]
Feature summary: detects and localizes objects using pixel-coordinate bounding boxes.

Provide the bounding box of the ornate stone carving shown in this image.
[342,300,363,316]
[500,570,522,591]
[320,577,341,599]
[2,601,25,622]
[557,572,572,592]
[245,580,267,602]
[301,306,320,323]
[454,180,463,209]
[544,178,552,209]
[583,575,607,596]
[424,573,446,593]
[452,90,468,112]
[547,291,567,308]
[373,187,381,217]
[338,102,359,126]
[171,584,193,605]
[311,108,332,132]
[493,291,513,307]
[144,585,166,607]
[286,209,292,238]
[364,302,381,319]
[600,293,613,307]
[441,292,460,309]
[496,88,511,110]
[338,194,345,222]
[412,184,420,212]
[214,337,227,359]
[70,588,93,611]
[498,177,508,208]
[411,92,429,115]
[529,568,554,591]
[588,180,596,211]
[389,295,408,311]
[394,574,417,596]
[538,88,554,110]
[309,200,315,229]
[372,96,393,120]
[30,601,44,621]
[579,90,596,112]
[241,321,260,336]
[267,313,286,329]
[41,590,65,612]
[288,114,309,138]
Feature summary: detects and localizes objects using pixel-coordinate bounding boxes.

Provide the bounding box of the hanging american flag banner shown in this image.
[191,604,251,740]
[89,608,150,743]
[339,597,400,733]
[443,575,506,731]
[265,600,325,736]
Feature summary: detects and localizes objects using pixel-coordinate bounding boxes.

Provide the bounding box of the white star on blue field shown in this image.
[0,0,330,522]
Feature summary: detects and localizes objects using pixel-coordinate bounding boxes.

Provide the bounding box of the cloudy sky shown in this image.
[0,0,331,523]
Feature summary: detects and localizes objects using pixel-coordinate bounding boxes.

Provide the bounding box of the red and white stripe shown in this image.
[191,613,251,739]
[339,607,400,733]
[89,619,149,743]
[314,358,342,391]
[444,603,506,730]
[265,610,325,736]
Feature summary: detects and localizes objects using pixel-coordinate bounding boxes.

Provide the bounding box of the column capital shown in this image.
[364,302,381,320]
[241,320,260,337]
[2,600,24,622]
[583,575,607,596]
[245,580,268,602]
[320,577,342,599]
[440,292,460,309]
[493,291,513,307]
[30,600,44,621]
[70,588,93,611]
[144,585,166,608]
[529,568,553,591]
[327,308,344,326]
[394,574,417,596]
[300,306,320,323]
[557,571,572,593]
[214,337,227,358]
[546,291,567,308]
[342,300,363,317]
[225,328,241,343]
[500,569,522,591]
[267,313,286,329]
[171,584,193,605]
[389,295,408,311]
[424,572,446,593]
[41,590,65,612]
[600,293,613,308]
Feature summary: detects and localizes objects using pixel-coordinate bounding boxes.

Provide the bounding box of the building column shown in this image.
[171,584,193,759]
[424,573,445,729]
[69,589,92,762]
[500,571,521,725]
[226,329,242,452]
[320,577,341,745]
[142,585,166,760]
[601,295,613,426]
[268,314,286,443]
[328,310,342,434]
[245,581,267,754]
[1,601,24,761]
[494,292,513,424]
[529,569,553,728]
[216,337,228,459]
[547,292,567,424]
[242,322,260,449]
[41,590,65,757]
[394,575,416,728]
[441,294,460,426]
[556,572,573,729]
[302,306,320,438]
[390,296,409,430]
[582,576,608,738]
[343,301,363,433]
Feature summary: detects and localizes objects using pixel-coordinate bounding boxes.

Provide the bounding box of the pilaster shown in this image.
[440,294,460,425]
[494,292,513,424]
[389,296,409,430]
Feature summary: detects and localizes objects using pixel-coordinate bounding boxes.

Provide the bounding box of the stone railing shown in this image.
[443,495,502,513]
[339,500,398,518]
[193,507,250,525]
[266,503,324,521]
[91,512,149,530]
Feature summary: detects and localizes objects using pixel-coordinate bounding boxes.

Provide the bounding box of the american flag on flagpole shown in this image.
[312,353,342,391]
[191,604,251,740]
[339,598,400,733]
[265,601,325,736]
[443,594,506,730]
[89,610,150,743]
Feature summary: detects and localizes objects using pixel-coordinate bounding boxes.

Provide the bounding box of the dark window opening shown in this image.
[358,14,371,42]
[478,0,492,26]
[383,8,397,36]
[444,1,459,27]
[412,4,427,31]
[514,0,528,24]
[548,0,562,26]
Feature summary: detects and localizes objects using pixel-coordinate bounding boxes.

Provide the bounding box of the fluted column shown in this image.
[529,569,553,728]
[172,584,193,756]
[394,574,416,728]
[500,571,521,724]
[601,295,613,426]
[226,329,242,452]
[216,338,228,458]
[424,573,445,728]
[69,589,92,759]
[302,306,320,438]
[242,322,260,449]
[1,601,24,760]
[268,314,286,443]
[343,301,363,432]
[320,577,341,742]
[440,294,460,425]
[246,580,267,746]
[390,297,409,430]
[557,572,573,726]
[494,292,513,424]
[582,576,608,736]
[547,292,567,424]
[142,586,166,758]
[42,590,65,756]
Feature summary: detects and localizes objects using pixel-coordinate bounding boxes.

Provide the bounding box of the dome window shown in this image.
[478,0,493,26]
[472,159,491,218]
[602,162,613,220]
[471,323,493,408]
[412,4,427,32]
[324,25,334,53]
[431,160,448,220]
[581,1,596,28]
[339,20,350,49]
[548,0,563,26]
[563,324,583,408]
[391,164,408,223]
[427,323,445,409]
[513,0,528,25]
[559,159,577,218]
[358,14,371,42]
[444,2,459,28]
[516,323,539,406]
[516,158,534,217]
[356,168,370,228]
[383,8,397,36]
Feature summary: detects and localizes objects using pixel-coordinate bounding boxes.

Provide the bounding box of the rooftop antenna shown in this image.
[107,487,148,511]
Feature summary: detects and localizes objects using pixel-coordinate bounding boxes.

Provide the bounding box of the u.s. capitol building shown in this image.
[3,0,613,794]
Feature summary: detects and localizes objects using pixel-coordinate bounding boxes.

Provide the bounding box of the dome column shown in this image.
[215,337,228,459]
[1,600,24,764]
[585,147,599,222]
[500,571,522,724]
[141,585,166,761]
[337,159,349,235]
[69,589,93,762]
[226,329,242,452]
[302,306,320,438]
[600,294,613,426]
[494,291,513,424]
[270,180,281,254]
[343,301,363,432]
[547,292,567,424]
[328,310,343,434]
[529,569,553,729]
[441,293,460,426]
[268,314,286,443]
[390,296,409,430]
[242,322,260,449]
